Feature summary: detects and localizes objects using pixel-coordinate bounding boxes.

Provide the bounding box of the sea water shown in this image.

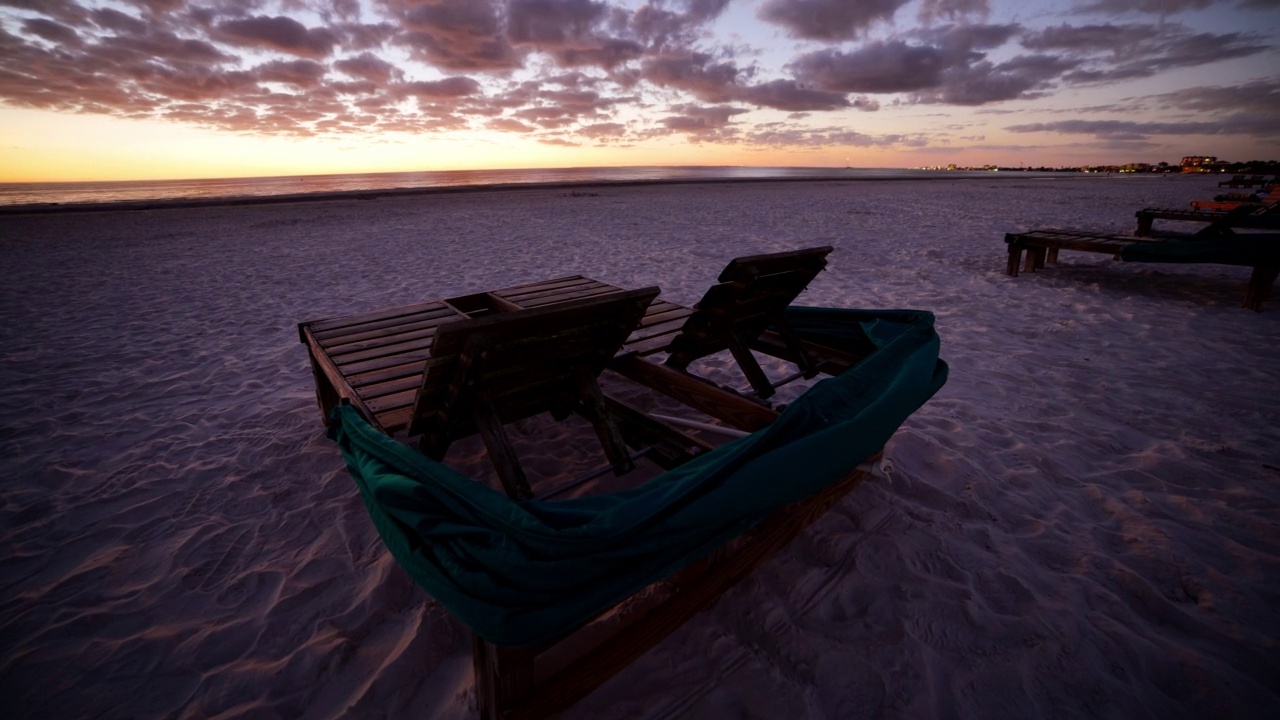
[0,166,1034,208]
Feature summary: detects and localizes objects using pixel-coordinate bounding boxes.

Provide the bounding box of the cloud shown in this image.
[659,102,747,135]
[392,0,521,71]
[578,121,626,138]
[914,53,1077,105]
[640,51,740,101]
[20,17,81,45]
[1072,0,1213,13]
[334,52,402,84]
[400,76,482,99]
[745,125,920,148]
[488,117,537,132]
[918,0,990,23]
[214,15,338,59]
[1021,23,1270,83]
[507,0,608,45]
[255,59,327,88]
[731,79,851,111]
[758,0,913,41]
[790,42,950,93]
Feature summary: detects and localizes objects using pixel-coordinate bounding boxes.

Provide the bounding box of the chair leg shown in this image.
[770,314,819,379]
[472,391,535,500]
[1006,243,1023,276]
[1023,247,1041,273]
[308,354,341,426]
[573,366,635,475]
[1135,215,1153,237]
[1244,263,1279,311]
[727,332,775,398]
[473,634,535,720]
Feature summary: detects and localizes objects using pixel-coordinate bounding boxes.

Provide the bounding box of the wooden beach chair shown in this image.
[1004,229,1280,310]
[1134,201,1280,237]
[407,288,660,500]
[1191,187,1280,212]
[657,246,834,399]
[302,269,948,720]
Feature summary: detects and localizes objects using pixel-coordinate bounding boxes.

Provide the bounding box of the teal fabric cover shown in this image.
[1121,236,1280,266]
[328,307,948,646]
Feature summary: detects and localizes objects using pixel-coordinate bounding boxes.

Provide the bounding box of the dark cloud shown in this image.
[758,0,912,41]
[640,51,740,101]
[20,17,81,45]
[789,24,1072,106]
[0,0,89,24]
[334,52,401,84]
[915,54,1077,105]
[1021,23,1269,83]
[731,79,851,111]
[660,102,747,135]
[791,42,949,93]
[1072,0,1213,13]
[1004,119,1224,144]
[393,0,521,71]
[507,0,607,45]
[89,8,148,35]
[401,76,482,99]
[215,15,338,58]
[1145,77,1280,115]
[255,59,327,88]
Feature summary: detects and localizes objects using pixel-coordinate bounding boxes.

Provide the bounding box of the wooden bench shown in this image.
[1005,229,1280,310]
[1004,229,1152,276]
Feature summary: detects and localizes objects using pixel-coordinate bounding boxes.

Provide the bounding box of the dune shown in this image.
[1,175,1277,719]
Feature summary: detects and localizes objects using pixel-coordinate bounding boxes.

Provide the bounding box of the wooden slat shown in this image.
[623,318,690,356]
[515,284,624,308]
[322,311,460,354]
[308,300,455,338]
[491,275,592,298]
[609,355,778,432]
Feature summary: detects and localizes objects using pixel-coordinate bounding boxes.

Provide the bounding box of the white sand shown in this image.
[1,175,1278,719]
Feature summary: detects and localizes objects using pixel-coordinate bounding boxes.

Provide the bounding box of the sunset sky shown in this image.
[1,0,1277,182]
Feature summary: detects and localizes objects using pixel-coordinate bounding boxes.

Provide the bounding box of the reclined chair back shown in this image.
[409,287,660,499]
[665,246,832,398]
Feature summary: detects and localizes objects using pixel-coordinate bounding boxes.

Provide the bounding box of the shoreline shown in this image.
[0,171,1111,216]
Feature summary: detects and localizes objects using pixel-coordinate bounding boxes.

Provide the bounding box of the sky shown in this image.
[0,0,1278,182]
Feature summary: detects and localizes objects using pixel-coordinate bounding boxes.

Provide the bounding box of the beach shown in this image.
[1,175,1277,718]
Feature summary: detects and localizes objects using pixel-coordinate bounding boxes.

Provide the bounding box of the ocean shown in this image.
[0,166,1042,208]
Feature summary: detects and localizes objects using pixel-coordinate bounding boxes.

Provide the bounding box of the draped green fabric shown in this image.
[328,307,947,646]
[1121,236,1280,266]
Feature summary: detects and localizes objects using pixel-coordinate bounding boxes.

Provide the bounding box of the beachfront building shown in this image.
[1181,156,1226,172]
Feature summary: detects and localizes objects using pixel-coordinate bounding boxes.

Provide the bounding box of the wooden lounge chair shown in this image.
[1134,202,1280,237]
[659,246,834,399]
[1191,187,1280,212]
[408,287,660,500]
[303,271,948,720]
[1005,229,1280,310]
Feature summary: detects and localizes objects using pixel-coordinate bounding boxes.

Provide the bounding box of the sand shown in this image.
[1,175,1277,719]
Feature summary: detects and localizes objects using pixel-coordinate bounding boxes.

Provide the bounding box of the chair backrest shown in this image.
[409,287,659,455]
[664,247,832,395]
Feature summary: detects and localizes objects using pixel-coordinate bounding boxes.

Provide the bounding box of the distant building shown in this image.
[1180,156,1221,172]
